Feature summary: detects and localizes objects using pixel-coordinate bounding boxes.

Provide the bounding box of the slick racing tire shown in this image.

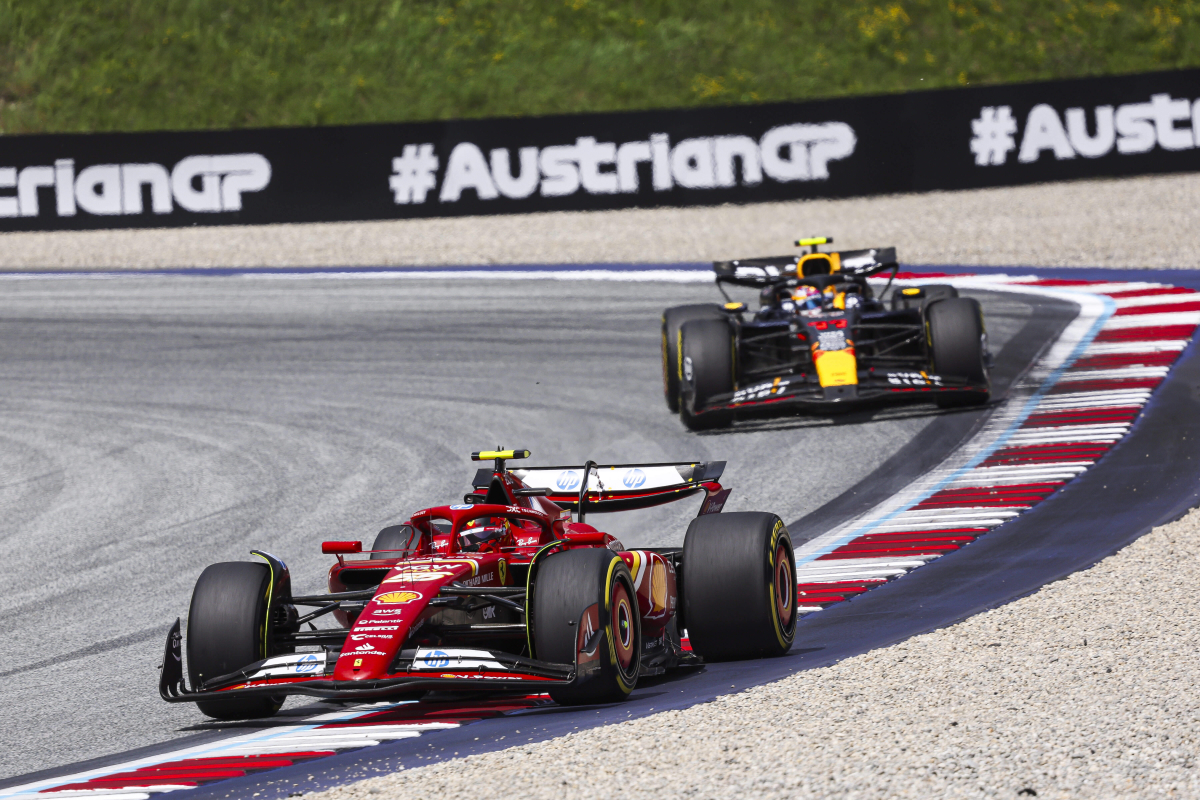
[927,296,990,409]
[662,304,724,412]
[681,512,797,661]
[891,283,958,311]
[187,561,283,720]
[532,548,641,705]
[679,317,736,431]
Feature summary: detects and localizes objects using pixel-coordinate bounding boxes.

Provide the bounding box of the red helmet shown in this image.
[458,517,512,552]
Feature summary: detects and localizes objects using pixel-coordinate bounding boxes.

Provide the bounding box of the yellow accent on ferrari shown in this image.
[902,287,922,296]
[651,561,668,614]
[626,551,643,588]
[814,350,859,387]
[472,449,530,461]
[724,302,746,311]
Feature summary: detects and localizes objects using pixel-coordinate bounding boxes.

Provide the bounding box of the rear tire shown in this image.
[662,304,724,412]
[532,548,640,705]
[187,562,283,720]
[679,317,735,431]
[927,297,989,409]
[681,512,797,661]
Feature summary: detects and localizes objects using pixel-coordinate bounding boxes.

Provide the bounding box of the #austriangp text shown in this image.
[1,68,1197,232]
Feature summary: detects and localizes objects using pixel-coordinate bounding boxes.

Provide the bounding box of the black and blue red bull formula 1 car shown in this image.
[160,450,797,719]
[661,237,992,430]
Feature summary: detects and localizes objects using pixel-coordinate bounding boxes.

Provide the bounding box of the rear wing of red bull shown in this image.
[712,246,898,286]
[472,461,727,515]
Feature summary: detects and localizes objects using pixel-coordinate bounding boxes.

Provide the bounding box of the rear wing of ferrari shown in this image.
[474,461,726,514]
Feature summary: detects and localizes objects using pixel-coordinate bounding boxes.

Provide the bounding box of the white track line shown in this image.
[1055,366,1169,381]
[1112,293,1200,308]
[256,269,717,283]
[1101,311,1200,329]
[1083,282,1168,293]
[1081,341,1186,355]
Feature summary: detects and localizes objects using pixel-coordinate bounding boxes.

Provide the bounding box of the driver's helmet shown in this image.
[458,517,511,552]
[791,284,823,310]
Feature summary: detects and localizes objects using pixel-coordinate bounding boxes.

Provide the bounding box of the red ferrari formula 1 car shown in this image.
[160,450,798,719]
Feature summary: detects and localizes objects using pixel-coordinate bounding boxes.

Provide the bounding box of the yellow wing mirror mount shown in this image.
[795,236,832,255]
[471,448,531,471]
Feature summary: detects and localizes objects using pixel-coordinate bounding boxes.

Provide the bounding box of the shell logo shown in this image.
[376,591,422,604]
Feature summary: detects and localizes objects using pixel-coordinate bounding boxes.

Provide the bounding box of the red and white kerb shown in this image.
[790,274,1198,612]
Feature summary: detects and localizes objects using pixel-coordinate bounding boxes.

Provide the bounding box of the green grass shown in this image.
[1,0,1198,134]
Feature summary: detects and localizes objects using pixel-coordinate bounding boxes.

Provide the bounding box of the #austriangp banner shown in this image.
[1,67,1198,232]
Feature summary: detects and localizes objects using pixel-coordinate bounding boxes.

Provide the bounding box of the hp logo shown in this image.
[556,471,581,491]
[295,654,319,673]
[623,469,647,489]
[422,650,451,668]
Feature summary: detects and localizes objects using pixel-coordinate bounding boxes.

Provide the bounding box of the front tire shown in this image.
[927,297,989,408]
[892,283,958,311]
[681,512,797,661]
[532,548,640,705]
[662,304,724,412]
[187,562,283,720]
[679,317,736,431]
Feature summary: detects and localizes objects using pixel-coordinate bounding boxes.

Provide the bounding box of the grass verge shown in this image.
[1,0,1198,134]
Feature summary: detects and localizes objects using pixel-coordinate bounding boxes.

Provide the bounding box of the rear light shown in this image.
[812,321,829,330]
[835,319,848,329]
[322,541,363,554]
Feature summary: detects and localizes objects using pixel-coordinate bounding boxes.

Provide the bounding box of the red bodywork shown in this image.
[161,460,721,704]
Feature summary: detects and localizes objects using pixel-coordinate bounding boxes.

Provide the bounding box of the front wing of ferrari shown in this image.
[158,620,574,704]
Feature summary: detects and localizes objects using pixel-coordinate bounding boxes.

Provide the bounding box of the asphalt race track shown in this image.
[0,275,1064,780]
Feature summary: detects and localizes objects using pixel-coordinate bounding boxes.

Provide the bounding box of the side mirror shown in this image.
[321,541,362,555]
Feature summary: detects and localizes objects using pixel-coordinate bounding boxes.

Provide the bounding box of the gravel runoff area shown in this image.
[0,172,1198,270]
[311,505,1200,800]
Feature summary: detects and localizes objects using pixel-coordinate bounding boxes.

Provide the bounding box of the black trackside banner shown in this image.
[1,68,1199,232]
